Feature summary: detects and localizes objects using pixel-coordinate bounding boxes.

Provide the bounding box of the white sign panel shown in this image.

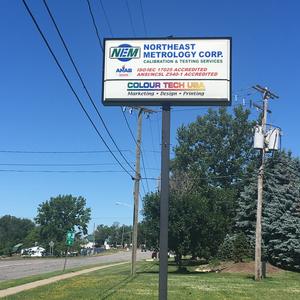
[103,38,231,106]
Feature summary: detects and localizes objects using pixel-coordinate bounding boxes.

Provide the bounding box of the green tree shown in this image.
[218,233,251,262]
[109,222,122,246]
[0,215,35,255]
[94,224,112,246]
[232,233,251,262]
[218,234,234,260]
[137,222,147,247]
[236,151,300,270]
[35,195,91,255]
[142,188,237,263]
[173,106,257,189]
[94,223,132,247]
[23,226,41,248]
[142,192,160,251]
[142,106,257,263]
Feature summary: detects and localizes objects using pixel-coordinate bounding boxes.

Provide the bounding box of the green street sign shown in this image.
[66,231,75,246]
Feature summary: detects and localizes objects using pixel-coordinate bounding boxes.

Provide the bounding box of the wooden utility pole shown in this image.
[253,85,279,281]
[255,94,267,281]
[131,108,142,276]
[130,106,157,276]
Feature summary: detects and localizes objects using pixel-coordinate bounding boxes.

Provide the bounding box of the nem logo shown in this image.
[109,44,140,62]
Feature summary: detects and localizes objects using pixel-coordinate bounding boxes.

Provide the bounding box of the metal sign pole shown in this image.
[159,104,170,300]
[63,246,69,271]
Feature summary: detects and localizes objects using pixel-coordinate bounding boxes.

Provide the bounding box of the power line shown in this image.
[148,117,160,166]
[125,0,136,37]
[88,2,152,193]
[0,169,128,173]
[0,162,125,167]
[42,0,135,175]
[0,163,160,170]
[0,150,131,154]
[22,0,133,179]
[140,143,151,190]
[142,172,256,182]
[139,0,147,36]
[121,110,149,193]
[98,0,113,36]
[171,100,255,113]
[86,0,151,185]
[86,0,103,51]
[155,113,161,148]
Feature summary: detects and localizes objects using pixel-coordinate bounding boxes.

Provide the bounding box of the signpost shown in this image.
[66,231,75,246]
[63,231,75,271]
[103,37,231,299]
[49,241,54,256]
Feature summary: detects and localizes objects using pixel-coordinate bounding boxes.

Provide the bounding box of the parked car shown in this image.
[21,246,46,257]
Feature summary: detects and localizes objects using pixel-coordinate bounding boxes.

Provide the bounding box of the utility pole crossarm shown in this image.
[253,85,279,99]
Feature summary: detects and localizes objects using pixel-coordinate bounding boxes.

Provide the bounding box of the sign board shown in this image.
[102,37,231,106]
[49,241,54,247]
[66,231,75,246]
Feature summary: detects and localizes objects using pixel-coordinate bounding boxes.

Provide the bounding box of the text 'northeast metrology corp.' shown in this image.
[110,42,224,64]
[143,43,223,61]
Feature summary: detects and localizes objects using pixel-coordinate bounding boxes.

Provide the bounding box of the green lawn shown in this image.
[4,262,300,299]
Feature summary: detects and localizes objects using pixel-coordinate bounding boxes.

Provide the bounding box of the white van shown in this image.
[21,246,45,257]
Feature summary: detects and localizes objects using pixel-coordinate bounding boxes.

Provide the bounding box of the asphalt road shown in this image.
[0,250,150,281]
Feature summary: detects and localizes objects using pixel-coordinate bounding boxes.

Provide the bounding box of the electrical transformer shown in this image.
[254,125,264,149]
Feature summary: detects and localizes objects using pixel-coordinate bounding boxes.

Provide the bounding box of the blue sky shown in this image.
[0,0,299,233]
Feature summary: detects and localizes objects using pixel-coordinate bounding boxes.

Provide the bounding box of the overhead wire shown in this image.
[0,162,159,170]
[155,113,161,150]
[42,0,136,175]
[121,110,149,194]
[139,0,147,36]
[142,173,256,182]
[125,0,136,37]
[0,162,127,167]
[148,117,160,167]
[98,0,113,36]
[0,169,129,173]
[0,149,131,154]
[86,0,103,51]
[88,1,152,194]
[22,0,134,179]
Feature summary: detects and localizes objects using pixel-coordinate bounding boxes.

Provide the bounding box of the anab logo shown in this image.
[116,65,132,76]
[109,44,140,62]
